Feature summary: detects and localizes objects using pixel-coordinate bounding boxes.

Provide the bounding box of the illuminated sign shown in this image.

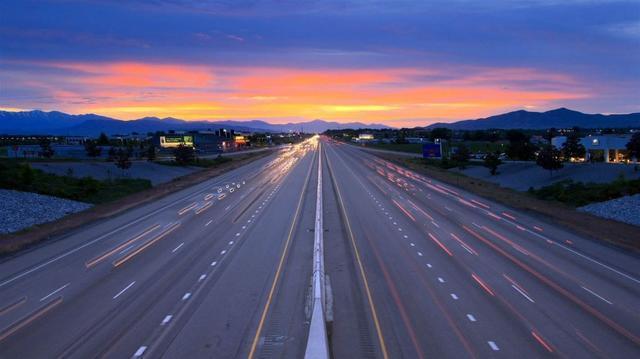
[359,133,374,140]
[422,143,442,158]
[234,135,248,145]
[159,135,193,148]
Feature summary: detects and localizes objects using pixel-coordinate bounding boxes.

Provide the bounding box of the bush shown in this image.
[0,160,151,204]
[527,178,640,207]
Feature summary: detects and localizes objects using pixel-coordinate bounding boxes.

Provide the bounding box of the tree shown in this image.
[38,138,54,159]
[429,128,452,142]
[452,143,471,169]
[115,147,132,174]
[537,145,563,177]
[506,130,536,160]
[20,163,34,186]
[561,133,586,161]
[395,131,408,144]
[625,132,640,162]
[84,140,102,158]
[97,132,110,145]
[483,152,502,175]
[146,146,156,161]
[173,144,195,165]
[107,147,117,162]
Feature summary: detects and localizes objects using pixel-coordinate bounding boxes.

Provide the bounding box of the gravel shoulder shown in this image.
[579,194,640,227]
[0,189,92,234]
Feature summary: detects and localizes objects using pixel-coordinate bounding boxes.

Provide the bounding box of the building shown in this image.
[153,129,240,153]
[405,137,429,144]
[552,134,633,163]
[155,134,194,149]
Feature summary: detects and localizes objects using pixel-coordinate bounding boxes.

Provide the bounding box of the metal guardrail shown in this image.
[304,141,329,359]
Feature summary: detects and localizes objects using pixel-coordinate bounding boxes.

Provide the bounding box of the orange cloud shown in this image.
[8,61,591,127]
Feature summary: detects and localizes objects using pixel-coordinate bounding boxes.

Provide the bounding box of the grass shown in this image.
[368,143,423,153]
[451,141,508,154]
[157,155,232,168]
[0,156,94,163]
[528,177,640,207]
[0,160,152,204]
[368,141,507,155]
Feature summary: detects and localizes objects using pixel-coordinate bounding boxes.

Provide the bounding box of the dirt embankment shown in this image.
[0,150,274,255]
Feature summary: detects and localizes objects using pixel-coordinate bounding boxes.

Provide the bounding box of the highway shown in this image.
[0,136,639,358]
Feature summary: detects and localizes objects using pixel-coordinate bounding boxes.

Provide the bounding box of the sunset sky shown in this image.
[1,0,639,127]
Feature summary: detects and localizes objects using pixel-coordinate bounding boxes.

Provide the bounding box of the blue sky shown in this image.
[1,0,639,125]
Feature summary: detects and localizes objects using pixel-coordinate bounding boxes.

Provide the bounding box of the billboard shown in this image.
[159,135,194,148]
[422,143,442,158]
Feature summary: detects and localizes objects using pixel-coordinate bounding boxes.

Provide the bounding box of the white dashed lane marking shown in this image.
[161,315,173,325]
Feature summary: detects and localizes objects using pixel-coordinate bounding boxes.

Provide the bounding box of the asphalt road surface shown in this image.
[0,136,638,358]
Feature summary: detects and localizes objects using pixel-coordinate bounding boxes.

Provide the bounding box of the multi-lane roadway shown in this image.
[0,136,638,358]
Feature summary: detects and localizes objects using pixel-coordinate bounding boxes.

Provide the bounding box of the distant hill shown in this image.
[425,108,640,130]
[0,110,390,135]
[214,119,390,133]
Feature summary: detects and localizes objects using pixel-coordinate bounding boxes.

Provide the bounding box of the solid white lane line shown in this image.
[498,216,640,285]
[40,283,70,302]
[554,241,640,285]
[488,341,499,351]
[512,285,535,303]
[582,286,613,305]
[161,315,173,325]
[467,314,477,322]
[182,292,191,300]
[134,346,147,357]
[451,293,458,300]
[211,261,217,266]
[113,281,136,299]
[171,242,184,253]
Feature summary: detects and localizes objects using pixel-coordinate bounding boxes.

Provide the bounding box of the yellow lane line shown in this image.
[247,145,317,359]
[324,142,389,359]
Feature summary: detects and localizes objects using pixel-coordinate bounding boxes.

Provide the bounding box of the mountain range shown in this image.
[425,108,640,130]
[0,110,390,135]
[1,108,639,135]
